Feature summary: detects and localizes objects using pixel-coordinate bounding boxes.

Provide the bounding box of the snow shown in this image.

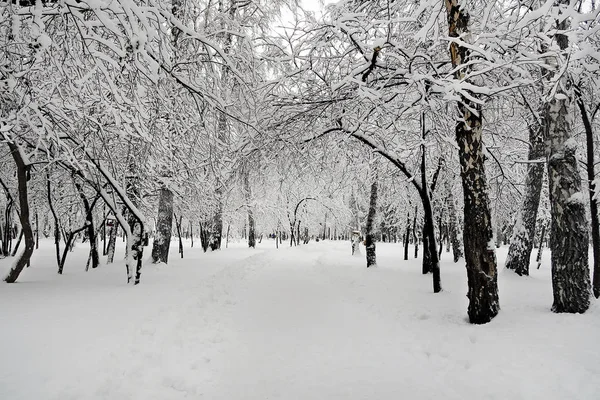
[1,239,599,400]
[567,191,585,205]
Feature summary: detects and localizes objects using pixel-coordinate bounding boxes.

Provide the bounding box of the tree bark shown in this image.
[446,188,463,262]
[413,207,418,259]
[575,86,600,298]
[544,4,591,313]
[106,224,117,263]
[151,187,174,263]
[505,125,545,275]
[536,222,547,270]
[243,169,256,248]
[403,211,410,260]
[75,181,100,270]
[46,173,61,269]
[445,0,499,323]
[174,213,183,258]
[365,179,378,268]
[4,143,35,283]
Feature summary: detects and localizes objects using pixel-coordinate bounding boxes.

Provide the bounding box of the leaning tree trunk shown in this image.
[505,125,545,276]
[151,187,174,263]
[4,143,35,283]
[365,179,378,268]
[446,0,499,324]
[544,4,591,313]
[75,181,100,270]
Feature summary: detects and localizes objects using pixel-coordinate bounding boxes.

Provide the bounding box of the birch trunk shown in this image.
[4,143,35,283]
[445,0,499,323]
[544,2,591,313]
[575,86,600,299]
[365,179,378,268]
[446,188,463,263]
[505,125,545,275]
[151,187,174,263]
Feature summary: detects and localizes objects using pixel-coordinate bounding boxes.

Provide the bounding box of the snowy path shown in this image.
[1,240,600,399]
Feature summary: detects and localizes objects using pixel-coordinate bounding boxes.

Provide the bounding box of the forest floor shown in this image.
[1,239,599,399]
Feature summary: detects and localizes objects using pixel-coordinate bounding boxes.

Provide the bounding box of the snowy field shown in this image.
[1,239,599,400]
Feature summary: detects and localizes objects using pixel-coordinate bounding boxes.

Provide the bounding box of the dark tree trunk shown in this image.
[545,7,591,313]
[404,212,410,260]
[11,230,23,257]
[225,224,230,248]
[4,143,35,283]
[505,125,545,276]
[199,221,210,252]
[365,179,378,268]
[174,213,183,258]
[46,174,61,270]
[151,187,174,264]
[421,194,441,293]
[446,0,499,323]
[419,114,441,291]
[575,86,600,298]
[107,224,117,263]
[212,190,224,251]
[536,222,547,270]
[248,211,256,248]
[103,207,107,255]
[190,221,194,248]
[35,211,39,250]
[243,169,256,248]
[446,185,463,263]
[75,181,100,270]
[58,224,87,274]
[413,206,418,259]
[437,216,444,260]
[422,227,431,274]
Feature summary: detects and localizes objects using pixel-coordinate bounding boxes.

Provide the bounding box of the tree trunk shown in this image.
[212,193,224,250]
[199,221,210,252]
[413,206,418,259]
[446,0,499,324]
[58,225,87,274]
[11,230,23,257]
[174,213,183,258]
[419,114,441,291]
[575,86,600,298]
[365,179,378,268]
[107,224,117,263]
[243,169,256,248]
[536,222,547,270]
[447,188,463,263]
[421,194,441,292]
[151,187,174,264]
[505,125,545,275]
[75,181,100,270]
[35,211,39,250]
[404,212,410,260]
[190,221,194,248]
[4,143,35,283]
[544,5,591,313]
[47,174,61,270]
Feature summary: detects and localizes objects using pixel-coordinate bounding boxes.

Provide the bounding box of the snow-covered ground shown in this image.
[1,239,598,400]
